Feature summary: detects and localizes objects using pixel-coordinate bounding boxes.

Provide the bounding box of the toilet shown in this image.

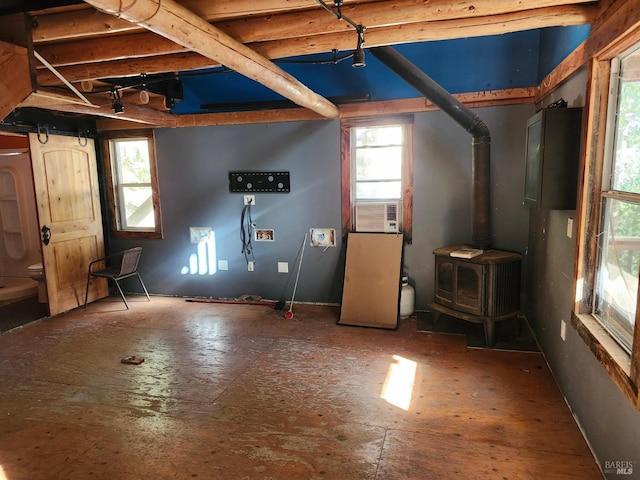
[27,263,47,303]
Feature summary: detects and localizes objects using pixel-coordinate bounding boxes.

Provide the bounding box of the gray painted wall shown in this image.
[108,105,532,310]
[118,120,344,304]
[106,92,640,475]
[526,70,640,478]
[406,105,532,308]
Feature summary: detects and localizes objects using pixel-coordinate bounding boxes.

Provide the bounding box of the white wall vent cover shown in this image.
[355,202,399,233]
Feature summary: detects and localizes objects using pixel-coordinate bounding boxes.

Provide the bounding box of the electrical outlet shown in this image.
[567,218,573,238]
[560,319,566,341]
[217,260,228,271]
[278,262,289,273]
[247,261,255,272]
[244,195,255,206]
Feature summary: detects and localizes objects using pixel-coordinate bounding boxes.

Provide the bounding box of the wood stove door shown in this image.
[453,261,485,315]
[434,255,454,308]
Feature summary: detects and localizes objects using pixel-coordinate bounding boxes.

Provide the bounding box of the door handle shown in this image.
[41,225,51,246]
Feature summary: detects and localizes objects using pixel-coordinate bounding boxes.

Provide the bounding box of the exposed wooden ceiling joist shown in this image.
[31,0,598,43]
[29,0,381,42]
[35,4,597,87]
[1,0,605,126]
[37,52,216,86]
[0,41,34,121]
[94,86,538,131]
[20,89,179,126]
[82,0,339,119]
[35,4,597,69]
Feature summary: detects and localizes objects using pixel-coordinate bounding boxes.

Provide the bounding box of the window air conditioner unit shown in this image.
[355,201,400,233]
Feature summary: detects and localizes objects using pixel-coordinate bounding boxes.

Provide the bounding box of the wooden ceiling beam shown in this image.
[20,89,179,126]
[32,0,598,43]
[536,0,640,102]
[36,31,186,67]
[354,4,596,46]
[120,91,169,110]
[31,0,376,42]
[35,3,597,69]
[585,0,640,59]
[37,52,218,86]
[81,0,339,119]
[31,7,134,42]
[36,5,597,85]
[0,41,34,121]
[95,86,536,130]
[338,87,537,118]
[216,0,598,44]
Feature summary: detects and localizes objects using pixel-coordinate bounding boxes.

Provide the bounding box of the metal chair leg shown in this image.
[136,273,151,301]
[113,279,130,310]
[84,270,92,308]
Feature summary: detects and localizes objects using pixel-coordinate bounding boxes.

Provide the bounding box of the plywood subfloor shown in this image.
[0,297,602,479]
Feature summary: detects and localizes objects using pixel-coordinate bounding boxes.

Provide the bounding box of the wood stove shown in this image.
[370,48,522,347]
[429,245,521,347]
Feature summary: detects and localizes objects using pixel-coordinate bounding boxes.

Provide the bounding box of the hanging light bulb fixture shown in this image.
[316,0,366,68]
[352,24,366,67]
[111,87,124,114]
[139,73,150,104]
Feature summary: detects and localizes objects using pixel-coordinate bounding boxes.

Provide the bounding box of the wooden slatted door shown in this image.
[29,133,107,316]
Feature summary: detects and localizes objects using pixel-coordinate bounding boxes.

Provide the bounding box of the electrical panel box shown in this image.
[524,107,582,209]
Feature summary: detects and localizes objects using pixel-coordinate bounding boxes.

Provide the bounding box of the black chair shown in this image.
[84,247,150,309]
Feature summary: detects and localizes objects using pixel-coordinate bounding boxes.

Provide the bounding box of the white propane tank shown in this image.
[399,276,415,319]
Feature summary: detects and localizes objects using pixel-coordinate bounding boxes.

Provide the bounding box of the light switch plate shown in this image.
[218,260,228,271]
[567,218,573,238]
[278,262,289,273]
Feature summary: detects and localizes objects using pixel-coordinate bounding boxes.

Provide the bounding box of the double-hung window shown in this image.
[102,130,163,239]
[341,116,414,242]
[574,34,640,408]
[594,43,640,355]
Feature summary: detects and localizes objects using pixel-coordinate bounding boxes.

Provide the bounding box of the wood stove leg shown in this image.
[513,316,522,338]
[484,319,495,348]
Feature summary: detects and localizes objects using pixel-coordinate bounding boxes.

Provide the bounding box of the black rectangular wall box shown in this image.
[524,107,583,209]
[228,171,290,193]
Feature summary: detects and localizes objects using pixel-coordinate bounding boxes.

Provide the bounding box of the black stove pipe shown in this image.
[370,46,492,250]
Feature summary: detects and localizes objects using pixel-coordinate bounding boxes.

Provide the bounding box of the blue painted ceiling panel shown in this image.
[538,25,591,80]
[171,26,590,115]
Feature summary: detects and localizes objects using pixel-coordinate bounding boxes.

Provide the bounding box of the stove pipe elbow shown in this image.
[370,46,492,250]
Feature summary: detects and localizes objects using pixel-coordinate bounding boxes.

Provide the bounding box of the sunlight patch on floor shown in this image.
[380,355,417,410]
